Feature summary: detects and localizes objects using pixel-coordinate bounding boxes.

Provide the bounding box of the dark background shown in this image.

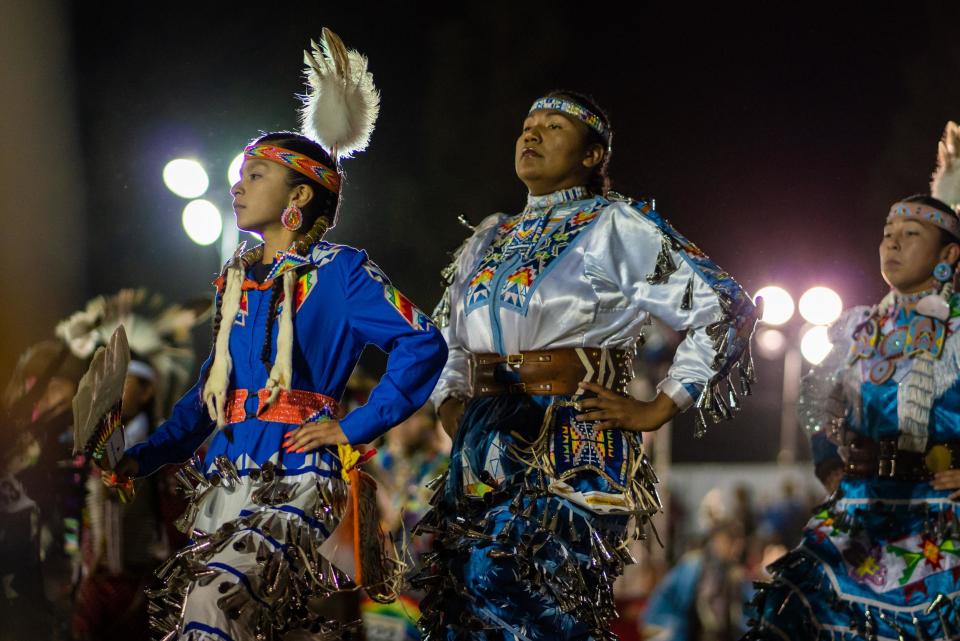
[4,2,960,462]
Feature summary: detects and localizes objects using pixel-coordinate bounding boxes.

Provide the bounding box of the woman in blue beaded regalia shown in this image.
[747,122,960,641]
[109,29,447,641]
[412,91,758,640]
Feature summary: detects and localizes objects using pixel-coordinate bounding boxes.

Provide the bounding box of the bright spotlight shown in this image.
[756,328,787,360]
[182,199,222,246]
[163,159,209,199]
[228,153,244,187]
[800,325,833,365]
[799,287,843,326]
[755,286,794,325]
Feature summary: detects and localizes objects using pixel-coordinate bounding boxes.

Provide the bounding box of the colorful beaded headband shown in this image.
[529,97,610,145]
[242,144,340,194]
[887,201,960,239]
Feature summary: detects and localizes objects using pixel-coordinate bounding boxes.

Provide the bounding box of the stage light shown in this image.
[228,153,244,186]
[755,328,787,360]
[182,199,222,246]
[800,325,833,365]
[799,287,843,326]
[163,159,209,199]
[755,286,794,325]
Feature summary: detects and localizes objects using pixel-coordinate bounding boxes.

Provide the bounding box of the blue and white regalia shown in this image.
[748,289,960,641]
[414,184,757,641]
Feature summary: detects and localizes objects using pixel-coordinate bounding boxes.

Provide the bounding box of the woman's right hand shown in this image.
[438,397,465,438]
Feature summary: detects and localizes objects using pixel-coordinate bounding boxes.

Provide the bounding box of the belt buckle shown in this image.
[878,440,897,478]
[878,456,896,479]
[507,353,524,368]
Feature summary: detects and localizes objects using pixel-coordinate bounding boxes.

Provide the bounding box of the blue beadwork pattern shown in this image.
[464,199,605,315]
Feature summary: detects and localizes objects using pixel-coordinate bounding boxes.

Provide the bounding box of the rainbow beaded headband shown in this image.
[529,97,610,145]
[242,144,340,194]
[887,201,960,239]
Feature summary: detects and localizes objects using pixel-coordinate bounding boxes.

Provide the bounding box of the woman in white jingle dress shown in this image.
[412,90,758,641]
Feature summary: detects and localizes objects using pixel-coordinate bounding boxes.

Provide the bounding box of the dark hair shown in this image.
[544,90,613,196]
[899,194,960,246]
[252,131,342,229]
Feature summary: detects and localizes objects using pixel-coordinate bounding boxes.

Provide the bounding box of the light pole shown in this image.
[754,285,843,464]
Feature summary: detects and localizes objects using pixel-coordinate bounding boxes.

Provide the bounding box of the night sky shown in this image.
[57,4,960,460]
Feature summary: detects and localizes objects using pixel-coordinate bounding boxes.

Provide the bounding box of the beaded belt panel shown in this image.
[223,388,340,425]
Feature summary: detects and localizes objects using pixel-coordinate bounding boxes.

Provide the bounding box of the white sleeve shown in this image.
[428,215,503,408]
[585,202,758,432]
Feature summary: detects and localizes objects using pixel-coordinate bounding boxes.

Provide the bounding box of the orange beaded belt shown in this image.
[223,388,340,425]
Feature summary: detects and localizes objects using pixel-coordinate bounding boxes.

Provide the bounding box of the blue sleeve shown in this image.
[337,251,448,445]
[125,355,215,477]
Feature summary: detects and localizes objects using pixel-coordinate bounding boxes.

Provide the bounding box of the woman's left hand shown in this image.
[932,469,960,500]
[284,420,349,453]
[574,382,679,432]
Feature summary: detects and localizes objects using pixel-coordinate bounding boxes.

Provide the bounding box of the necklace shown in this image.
[895,287,939,306]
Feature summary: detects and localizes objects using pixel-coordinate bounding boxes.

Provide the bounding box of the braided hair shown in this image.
[544,90,613,196]
[251,132,341,370]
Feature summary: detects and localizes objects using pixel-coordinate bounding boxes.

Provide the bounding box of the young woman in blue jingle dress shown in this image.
[413,91,758,641]
[747,122,960,641]
[110,31,447,641]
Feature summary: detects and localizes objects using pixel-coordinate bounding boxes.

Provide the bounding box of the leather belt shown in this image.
[223,388,340,425]
[844,435,958,481]
[469,347,632,397]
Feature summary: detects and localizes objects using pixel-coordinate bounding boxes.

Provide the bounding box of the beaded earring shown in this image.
[934,261,954,283]
[281,204,303,231]
[917,262,955,320]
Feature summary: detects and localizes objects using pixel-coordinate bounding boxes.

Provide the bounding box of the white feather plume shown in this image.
[299,28,380,159]
[931,120,960,209]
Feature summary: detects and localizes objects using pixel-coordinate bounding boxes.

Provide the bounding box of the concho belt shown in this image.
[844,435,959,481]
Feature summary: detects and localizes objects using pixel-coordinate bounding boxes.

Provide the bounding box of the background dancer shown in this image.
[747,121,960,641]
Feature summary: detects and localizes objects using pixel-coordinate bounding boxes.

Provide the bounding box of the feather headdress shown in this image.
[932,121,960,209]
[299,27,380,159]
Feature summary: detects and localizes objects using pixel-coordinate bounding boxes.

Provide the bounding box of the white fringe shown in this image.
[935,328,960,397]
[203,268,243,427]
[898,353,935,452]
[263,271,295,408]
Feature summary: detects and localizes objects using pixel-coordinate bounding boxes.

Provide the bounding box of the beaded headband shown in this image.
[887,200,960,239]
[529,97,610,145]
[243,144,340,194]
